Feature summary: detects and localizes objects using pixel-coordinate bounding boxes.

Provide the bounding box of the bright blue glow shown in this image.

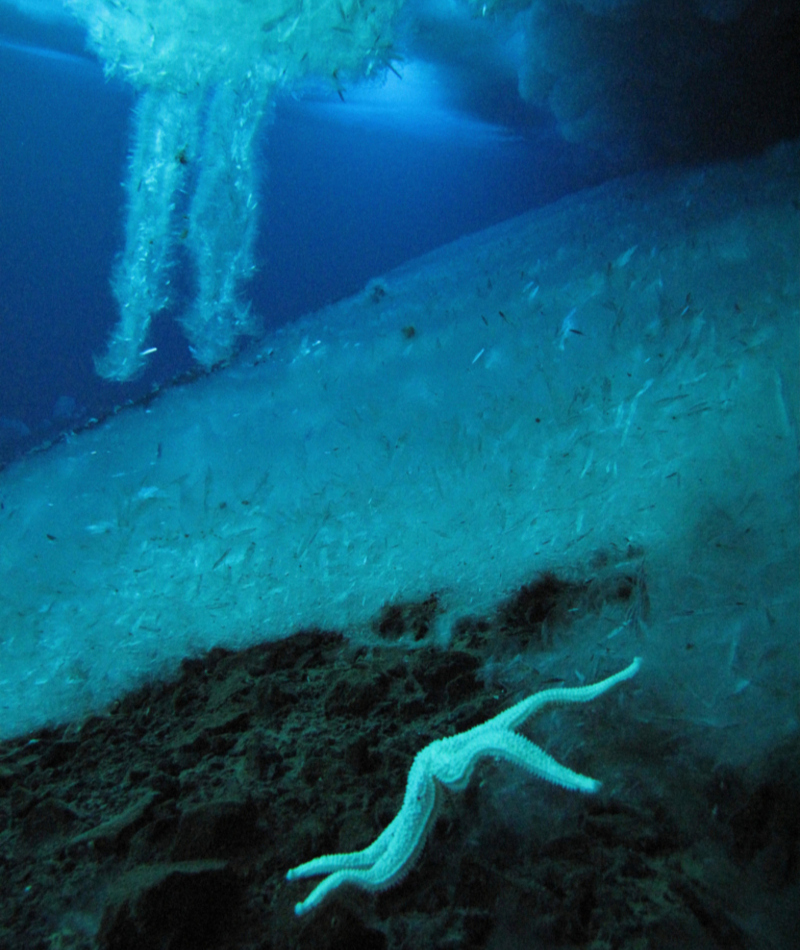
[302,59,520,143]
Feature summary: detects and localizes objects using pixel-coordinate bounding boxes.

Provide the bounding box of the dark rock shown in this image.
[171,799,259,861]
[20,797,80,845]
[96,860,241,950]
[69,790,160,857]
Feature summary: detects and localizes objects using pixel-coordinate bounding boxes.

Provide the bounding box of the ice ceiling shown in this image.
[44,0,796,379]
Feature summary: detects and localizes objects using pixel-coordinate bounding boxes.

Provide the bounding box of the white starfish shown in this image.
[286,656,641,916]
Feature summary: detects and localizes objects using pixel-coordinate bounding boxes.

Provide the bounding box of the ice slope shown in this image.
[0,143,797,757]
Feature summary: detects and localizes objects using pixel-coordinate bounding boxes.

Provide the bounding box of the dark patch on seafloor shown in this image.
[0,567,797,950]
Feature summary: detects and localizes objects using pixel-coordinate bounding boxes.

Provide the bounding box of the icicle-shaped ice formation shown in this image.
[95,86,205,379]
[66,0,403,380]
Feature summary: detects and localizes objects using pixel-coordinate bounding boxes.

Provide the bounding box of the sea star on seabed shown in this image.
[286,656,641,916]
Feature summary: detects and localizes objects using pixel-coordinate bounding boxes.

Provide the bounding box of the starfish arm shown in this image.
[289,762,439,915]
[291,867,374,917]
[436,728,601,793]
[353,776,438,890]
[493,656,642,732]
[286,822,394,881]
[290,840,429,918]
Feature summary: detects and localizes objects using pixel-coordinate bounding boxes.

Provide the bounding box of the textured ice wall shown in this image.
[0,144,797,754]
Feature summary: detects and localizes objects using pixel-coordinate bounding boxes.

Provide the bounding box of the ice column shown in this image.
[97,87,203,380]
[181,68,275,368]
